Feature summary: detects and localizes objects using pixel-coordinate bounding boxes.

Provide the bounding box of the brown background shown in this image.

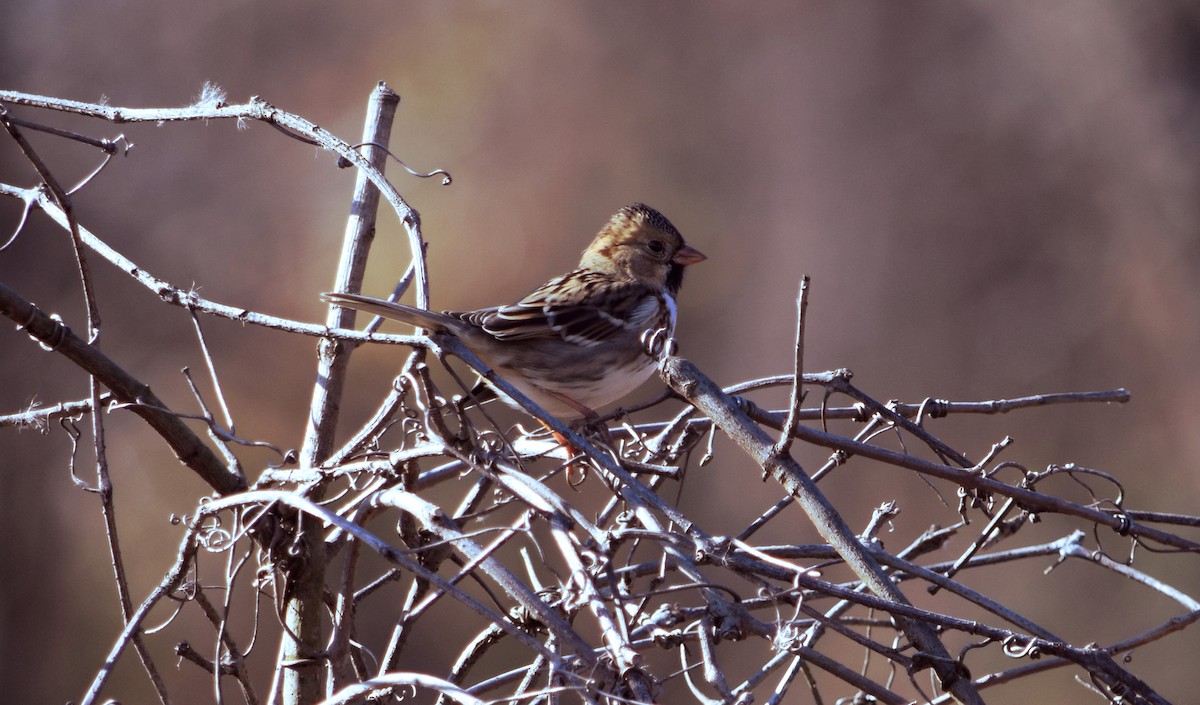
[3,3,1200,703]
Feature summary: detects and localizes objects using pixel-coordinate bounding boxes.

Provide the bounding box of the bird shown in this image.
[322,203,705,425]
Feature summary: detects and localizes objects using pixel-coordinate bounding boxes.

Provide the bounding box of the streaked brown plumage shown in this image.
[323,203,704,420]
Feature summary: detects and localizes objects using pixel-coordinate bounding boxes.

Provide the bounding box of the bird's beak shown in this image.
[673,244,707,266]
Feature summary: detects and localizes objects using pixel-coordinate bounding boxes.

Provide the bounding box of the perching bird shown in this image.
[322,203,705,422]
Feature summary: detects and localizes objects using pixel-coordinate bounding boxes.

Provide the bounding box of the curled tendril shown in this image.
[0,193,35,253]
[338,141,453,185]
[16,310,70,352]
[198,524,233,551]
[1002,634,1041,659]
[914,396,949,425]
[392,684,418,701]
[477,430,507,454]
[772,621,803,652]
[1111,509,1132,536]
[255,566,276,590]
[640,327,677,359]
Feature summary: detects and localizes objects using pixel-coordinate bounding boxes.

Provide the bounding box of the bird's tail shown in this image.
[321,292,460,333]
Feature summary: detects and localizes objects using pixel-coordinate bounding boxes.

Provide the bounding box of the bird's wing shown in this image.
[456,270,667,347]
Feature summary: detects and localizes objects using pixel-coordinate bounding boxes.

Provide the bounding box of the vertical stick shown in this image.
[285,82,399,705]
[301,82,400,463]
[775,275,810,455]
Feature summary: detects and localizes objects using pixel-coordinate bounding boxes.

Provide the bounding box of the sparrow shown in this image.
[322,203,705,423]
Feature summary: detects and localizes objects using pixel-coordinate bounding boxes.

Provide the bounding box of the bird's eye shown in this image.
[647,240,665,255]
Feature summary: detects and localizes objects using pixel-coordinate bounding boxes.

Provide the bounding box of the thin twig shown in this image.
[774,275,809,456]
[658,354,985,705]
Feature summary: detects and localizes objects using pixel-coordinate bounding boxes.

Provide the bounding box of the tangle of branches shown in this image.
[1,84,1197,705]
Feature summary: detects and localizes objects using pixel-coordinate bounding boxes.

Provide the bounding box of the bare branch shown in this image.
[0,280,244,494]
[658,354,984,704]
[773,275,809,456]
[6,87,1195,705]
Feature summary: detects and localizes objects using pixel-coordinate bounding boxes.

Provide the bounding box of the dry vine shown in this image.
[1,84,1197,705]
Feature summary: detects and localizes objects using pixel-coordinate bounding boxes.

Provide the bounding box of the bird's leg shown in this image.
[543,391,617,487]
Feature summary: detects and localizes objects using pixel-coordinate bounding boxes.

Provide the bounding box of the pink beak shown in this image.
[673,244,707,266]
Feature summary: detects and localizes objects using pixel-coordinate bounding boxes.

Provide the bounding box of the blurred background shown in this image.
[3,2,1200,703]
